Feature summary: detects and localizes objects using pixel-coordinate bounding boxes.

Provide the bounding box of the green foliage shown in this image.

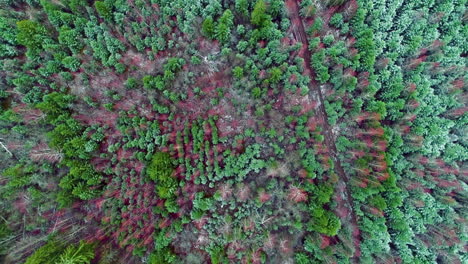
[24,239,66,264]
[327,0,346,7]
[311,49,330,83]
[329,13,343,28]
[36,92,75,123]
[24,240,95,264]
[16,20,48,53]
[251,0,269,27]
[0,0,465,262]
[215,10,234,44]
[94,1,112,21]
[144,58,184,91]
[58,27,84,54]
[202,17,215,39]
[232,66,244,79]
[251,87,263,98]
[208,246,227,264]
[149,247,176,264]
[215,23,230,43]
[192,192,213,211]
[147,152,177,199]
[0,16,18,57]
[307,206,341,236]
[218,9,234,28]
[62,56,81,72]
[299,0,315,18]
[0,222,11,255]
[235,0,249,17]
[115,63,126,74]
[268,67,282,83]
[56,241,96,264]
[304,183,341,236]
[125,77,138,89]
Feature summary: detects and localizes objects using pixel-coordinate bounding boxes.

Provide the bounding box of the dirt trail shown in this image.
[286,0,361,260]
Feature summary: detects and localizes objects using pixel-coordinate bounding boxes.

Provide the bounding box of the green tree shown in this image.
[24,240,95,264]
[219,9,234,28]
[147,152,177,199]
[215,23,230,44]
[62,56,81,72]
[125,77,138,89]
[268,67,282,83]
[232,66,244,79]
[16,20,48,52]
[24,239,66,264]
[308,206,341,236]
[94,1,112,21]
[202,17,215,39]
[251,87,263,98]
[235,0,249,17]
[56,240,95,264]
[251,0,269,27]
[36,92,75,122]
[58,27,83,54]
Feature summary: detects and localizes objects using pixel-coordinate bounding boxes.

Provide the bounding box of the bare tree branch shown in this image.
[0,139,12,156]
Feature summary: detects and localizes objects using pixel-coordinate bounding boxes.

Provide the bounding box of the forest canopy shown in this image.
[0,0,466,263]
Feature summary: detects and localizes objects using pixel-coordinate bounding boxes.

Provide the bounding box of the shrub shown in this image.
[147,152,177,199]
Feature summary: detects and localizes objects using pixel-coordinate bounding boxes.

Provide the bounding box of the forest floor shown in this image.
[285,0,361,259]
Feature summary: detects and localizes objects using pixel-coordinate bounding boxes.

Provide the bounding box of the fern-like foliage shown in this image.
[24,239,65,264]
[56,241,95,264]
[24,240,95,264]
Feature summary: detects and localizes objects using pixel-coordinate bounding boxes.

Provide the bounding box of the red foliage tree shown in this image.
[288,186,308,202]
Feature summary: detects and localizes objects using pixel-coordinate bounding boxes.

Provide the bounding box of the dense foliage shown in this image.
[0,0,465,263]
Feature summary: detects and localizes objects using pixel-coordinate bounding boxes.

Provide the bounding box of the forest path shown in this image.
[285,0,361,260]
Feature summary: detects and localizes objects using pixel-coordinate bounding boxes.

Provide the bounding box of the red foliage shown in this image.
[218,184,233,200]
[288,186,308,203]
[436,179,460,188]
[370,160,387,172]
[237,185,251,201]
[324,6,339,22]
[250,250,263,264]
[407,182,422,191]
[30,143,63,163]
[14,195,29,214]
[289,73,298,83]
[263,233,275,250]
[376,172,390,181]
[316,236,329,250]
[376,57,389,69]
[12,104,44,123]
[429,39,444,51]
[194,217,208,230]
[451,78,464,90]
[159,218,171,229]
[243,219,254,232]
[300,100,317,115]
[337,206,349,218]
[344,0,358,17]
[407,56,426,69]
[279,239,292,254]
[298,169,308,178]
[447,107,467,118]
[369,207,384,217]
[407,83,417,93]
[258,191,271,203]
[94,198,106,210]
[356,178,368,188]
